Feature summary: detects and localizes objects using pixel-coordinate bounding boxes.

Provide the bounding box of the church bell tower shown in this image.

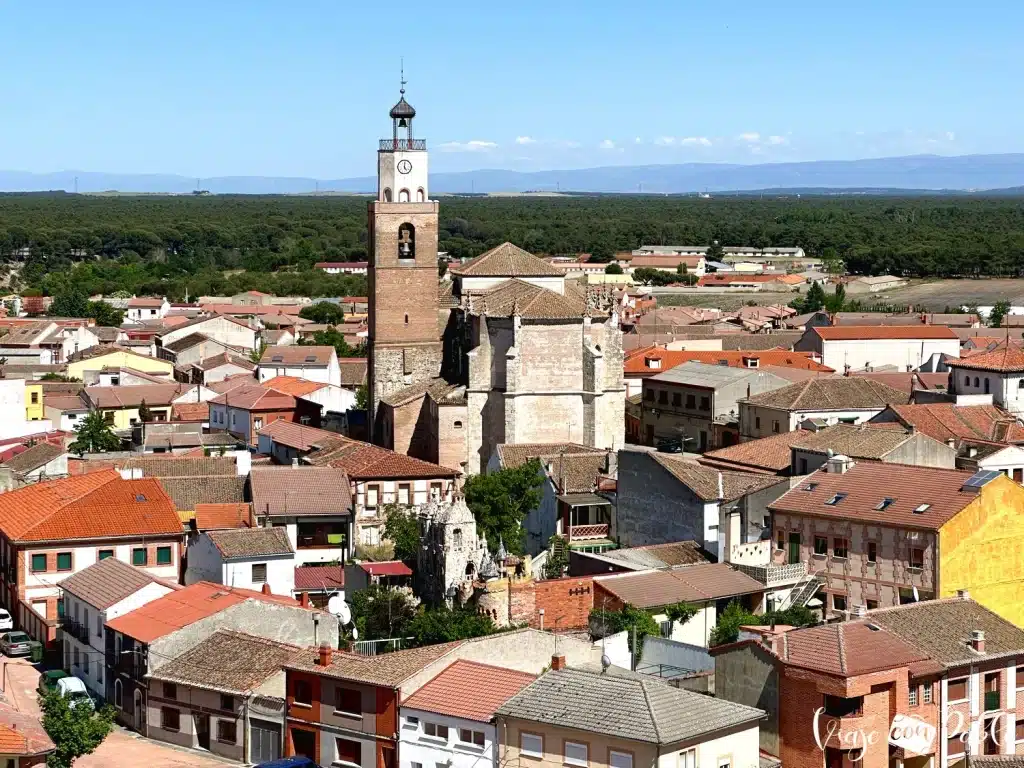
[367,77,443,443]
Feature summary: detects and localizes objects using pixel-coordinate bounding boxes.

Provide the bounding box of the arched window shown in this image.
[399,188,410,203]
[383,187,393,202]
[453,528,463,549]
[465,562,475,577]
[397,223,415,260]
[404,313,409,325]
[975,377,980,387]
[114,679,123,709]
[964,375,970,387]
[417,187,425,202]
[985,378,991,394]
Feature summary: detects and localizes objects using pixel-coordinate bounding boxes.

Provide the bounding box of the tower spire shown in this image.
[400,58,406,96]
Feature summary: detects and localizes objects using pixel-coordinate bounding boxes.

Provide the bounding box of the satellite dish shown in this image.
[328,595,351,625]
[350,626,359,641]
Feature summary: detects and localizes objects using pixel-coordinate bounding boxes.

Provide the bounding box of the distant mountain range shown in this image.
[4,153,1024,195]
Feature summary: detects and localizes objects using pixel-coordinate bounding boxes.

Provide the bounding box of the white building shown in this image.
[400,660,537,768]
[794,325,960,372]
[315,261,368,275]
[157,314,259,352]
[947,347,1024,417]
[59,557,178,698]
[0,379,53,440]
[261,376,357,417]
[258,345,341,387]
[184,527,296,596]
[125,297,171,323]
[0,321,99,365]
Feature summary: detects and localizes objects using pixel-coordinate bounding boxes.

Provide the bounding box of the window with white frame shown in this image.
[564,741,588,767]
[458,729,485,748]
[521,733,543,758]
[405,716,419,729]
[610,751,633,768]
[423,722,448,740]
[678,749,697,768]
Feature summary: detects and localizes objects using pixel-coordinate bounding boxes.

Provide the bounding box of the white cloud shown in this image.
[437,140,498,153]
[599,139,616,150]
[515,136,536,145]
[738,132,761,143]
[766,135,787,145]
[654,136,676,146]
[946,131,956,141]
[680,136,713,147]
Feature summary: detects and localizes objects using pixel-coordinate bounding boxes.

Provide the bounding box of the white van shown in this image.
[56,677,93,709]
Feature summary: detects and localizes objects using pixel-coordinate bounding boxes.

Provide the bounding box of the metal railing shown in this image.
[733,561,808,588]
[351,637,413,657]
[59,618,90,645]
[569,524,609,540]
[379,139,426,151]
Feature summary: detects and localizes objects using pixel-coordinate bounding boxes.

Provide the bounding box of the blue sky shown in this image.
[1,0,1022,178]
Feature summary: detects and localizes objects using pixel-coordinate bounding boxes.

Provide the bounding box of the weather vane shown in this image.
[400,58,406,95]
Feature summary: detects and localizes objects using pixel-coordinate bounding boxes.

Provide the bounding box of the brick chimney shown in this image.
[971,630,985,653]
[300,592,311,608]
[550,654,566,671]
[318,641,333,667]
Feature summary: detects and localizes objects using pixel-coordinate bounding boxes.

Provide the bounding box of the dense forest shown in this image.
[1,193,1023,299]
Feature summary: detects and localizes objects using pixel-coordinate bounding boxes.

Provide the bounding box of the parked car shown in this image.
[255,759,320,768]
[0,631,34,657]
[38,669,70,695]
[0,609,13,632]
[56,677,93,709]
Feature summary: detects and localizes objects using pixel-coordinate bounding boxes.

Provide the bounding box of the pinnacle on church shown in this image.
[390,64,416,119]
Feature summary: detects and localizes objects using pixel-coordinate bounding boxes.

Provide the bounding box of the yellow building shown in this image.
[938,472,1024,627]
[66,348,174,382]
[24,383,43,421]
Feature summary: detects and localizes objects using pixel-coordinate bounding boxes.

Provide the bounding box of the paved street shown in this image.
[2,657,229,767]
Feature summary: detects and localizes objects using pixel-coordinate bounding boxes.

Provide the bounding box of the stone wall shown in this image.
[616,448,706,547]
[713,642,780,756]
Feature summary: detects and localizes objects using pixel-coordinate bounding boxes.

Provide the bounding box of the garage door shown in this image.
[250,719,282,764]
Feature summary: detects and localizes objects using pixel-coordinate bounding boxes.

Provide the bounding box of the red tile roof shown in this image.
[700,430,809,473]
[260,345,335,366]
[209,383,296,411]
[0,469,182,543]
[769,461,979,529]
[261,375,326,397]
[171,402,209,422]
[595,563,766,608]
[878,403,1024,444]
[402,660,537,722]
[258,420,339,451]
[306,436,459,479]
[106,581,307,643]
[624,346,833,376]
[947,345,1024,372]
[812,325,959,341]
[294,565,344,592]
[360,561,413,577]
[193,503,253,531]
[0,710,55,756]
[778,620,935,678]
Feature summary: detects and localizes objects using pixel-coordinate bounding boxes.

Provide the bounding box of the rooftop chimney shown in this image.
[300,592,311,608]
[947,438,956,448]
[826,454,854,474]
[551,654,566,671]
[971,630,985,653]
[261,583,272,595]
[318,641,333,667]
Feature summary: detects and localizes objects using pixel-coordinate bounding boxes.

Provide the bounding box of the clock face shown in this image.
[397,159,413,175]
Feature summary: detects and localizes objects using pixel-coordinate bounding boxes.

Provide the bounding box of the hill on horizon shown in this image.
[4,153,1024,195]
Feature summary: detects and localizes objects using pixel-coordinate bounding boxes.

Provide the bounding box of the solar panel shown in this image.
[963,469,1002,489]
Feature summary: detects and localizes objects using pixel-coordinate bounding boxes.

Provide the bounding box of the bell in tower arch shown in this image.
[398,223,415,260]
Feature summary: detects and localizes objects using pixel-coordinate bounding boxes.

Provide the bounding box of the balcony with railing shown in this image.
[733,560,809,588]
[379,139,426,151]
[569,523,610,540]
[60,618,90,645]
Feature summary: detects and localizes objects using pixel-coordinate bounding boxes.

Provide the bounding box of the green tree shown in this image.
[40,688,116,768]
[463,459,544,554]
[438,259,448,278]
[87,300,124,326]
[664,601,699,624]
[407,605,495,647]
[824,283,847,313]
[47,288,90,318]
[349,585,416,641]
[803,281,827,312]
[543,535,568,579]
[137,399,153,423]
[382,504,420,565]
[68,410,122,455]
[589,603,660,662]
[632,267,676,286]
[299,328,366,359]
[299,301,347,325]
[989,300,1011,328]
[706,240,725,262]
[709,600,818,647]
[40,373,81,382]
[249,340,267,365]
[604,263,623,275]
[355,384,369,410]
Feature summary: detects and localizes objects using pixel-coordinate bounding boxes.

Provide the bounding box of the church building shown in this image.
[367,85,626,475]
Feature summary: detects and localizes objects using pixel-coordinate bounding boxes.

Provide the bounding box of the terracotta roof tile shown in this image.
[294,565,344,592]
[119,455,238,476]
[0,710,55,756]
[850,371,949,395]
[59,556,175,609]
[403,660,537,722]
[85,383,192,409]
[260,345,335,366]
[193,503,253,531]
[261,375,325,397]
[742,377,910,411]
[779,620,932,677]
[580,541,712,571]
[207,527,293,559]
[701,431,810,473]
[150,630,299,694]
[2,442,64,474]
[338,358,368,388]
[624,346,833,376]
[812,325,959,341]
[258,420,339,451]
[107,581,308,643]
[470,280,586,320]
[199,352,255,372]
[769,461,978,529]
[209,383,296,410]
[286,641,465,687]
[596,563,765,608]
[878,403,1024,444]
[0,470,182,543]
[305,437,458,480]
[789,423,920,459]
[947,345,1024,373]
[249,466,352,516]
[450,242,564,277]
[650,454,783,501]
[360,561,412,576]
[171,402,209,422]
[496,443,604,469]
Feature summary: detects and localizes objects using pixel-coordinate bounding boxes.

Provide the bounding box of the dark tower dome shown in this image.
[390,95,416,120]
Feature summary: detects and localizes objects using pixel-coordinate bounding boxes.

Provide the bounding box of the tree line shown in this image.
[3,194,1024,300]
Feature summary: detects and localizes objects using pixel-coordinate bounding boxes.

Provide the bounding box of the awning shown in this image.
[556,493,612,506]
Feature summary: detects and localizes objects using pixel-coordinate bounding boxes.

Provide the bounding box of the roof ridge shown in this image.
[638,677,664,743]
[836,623,848,675]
